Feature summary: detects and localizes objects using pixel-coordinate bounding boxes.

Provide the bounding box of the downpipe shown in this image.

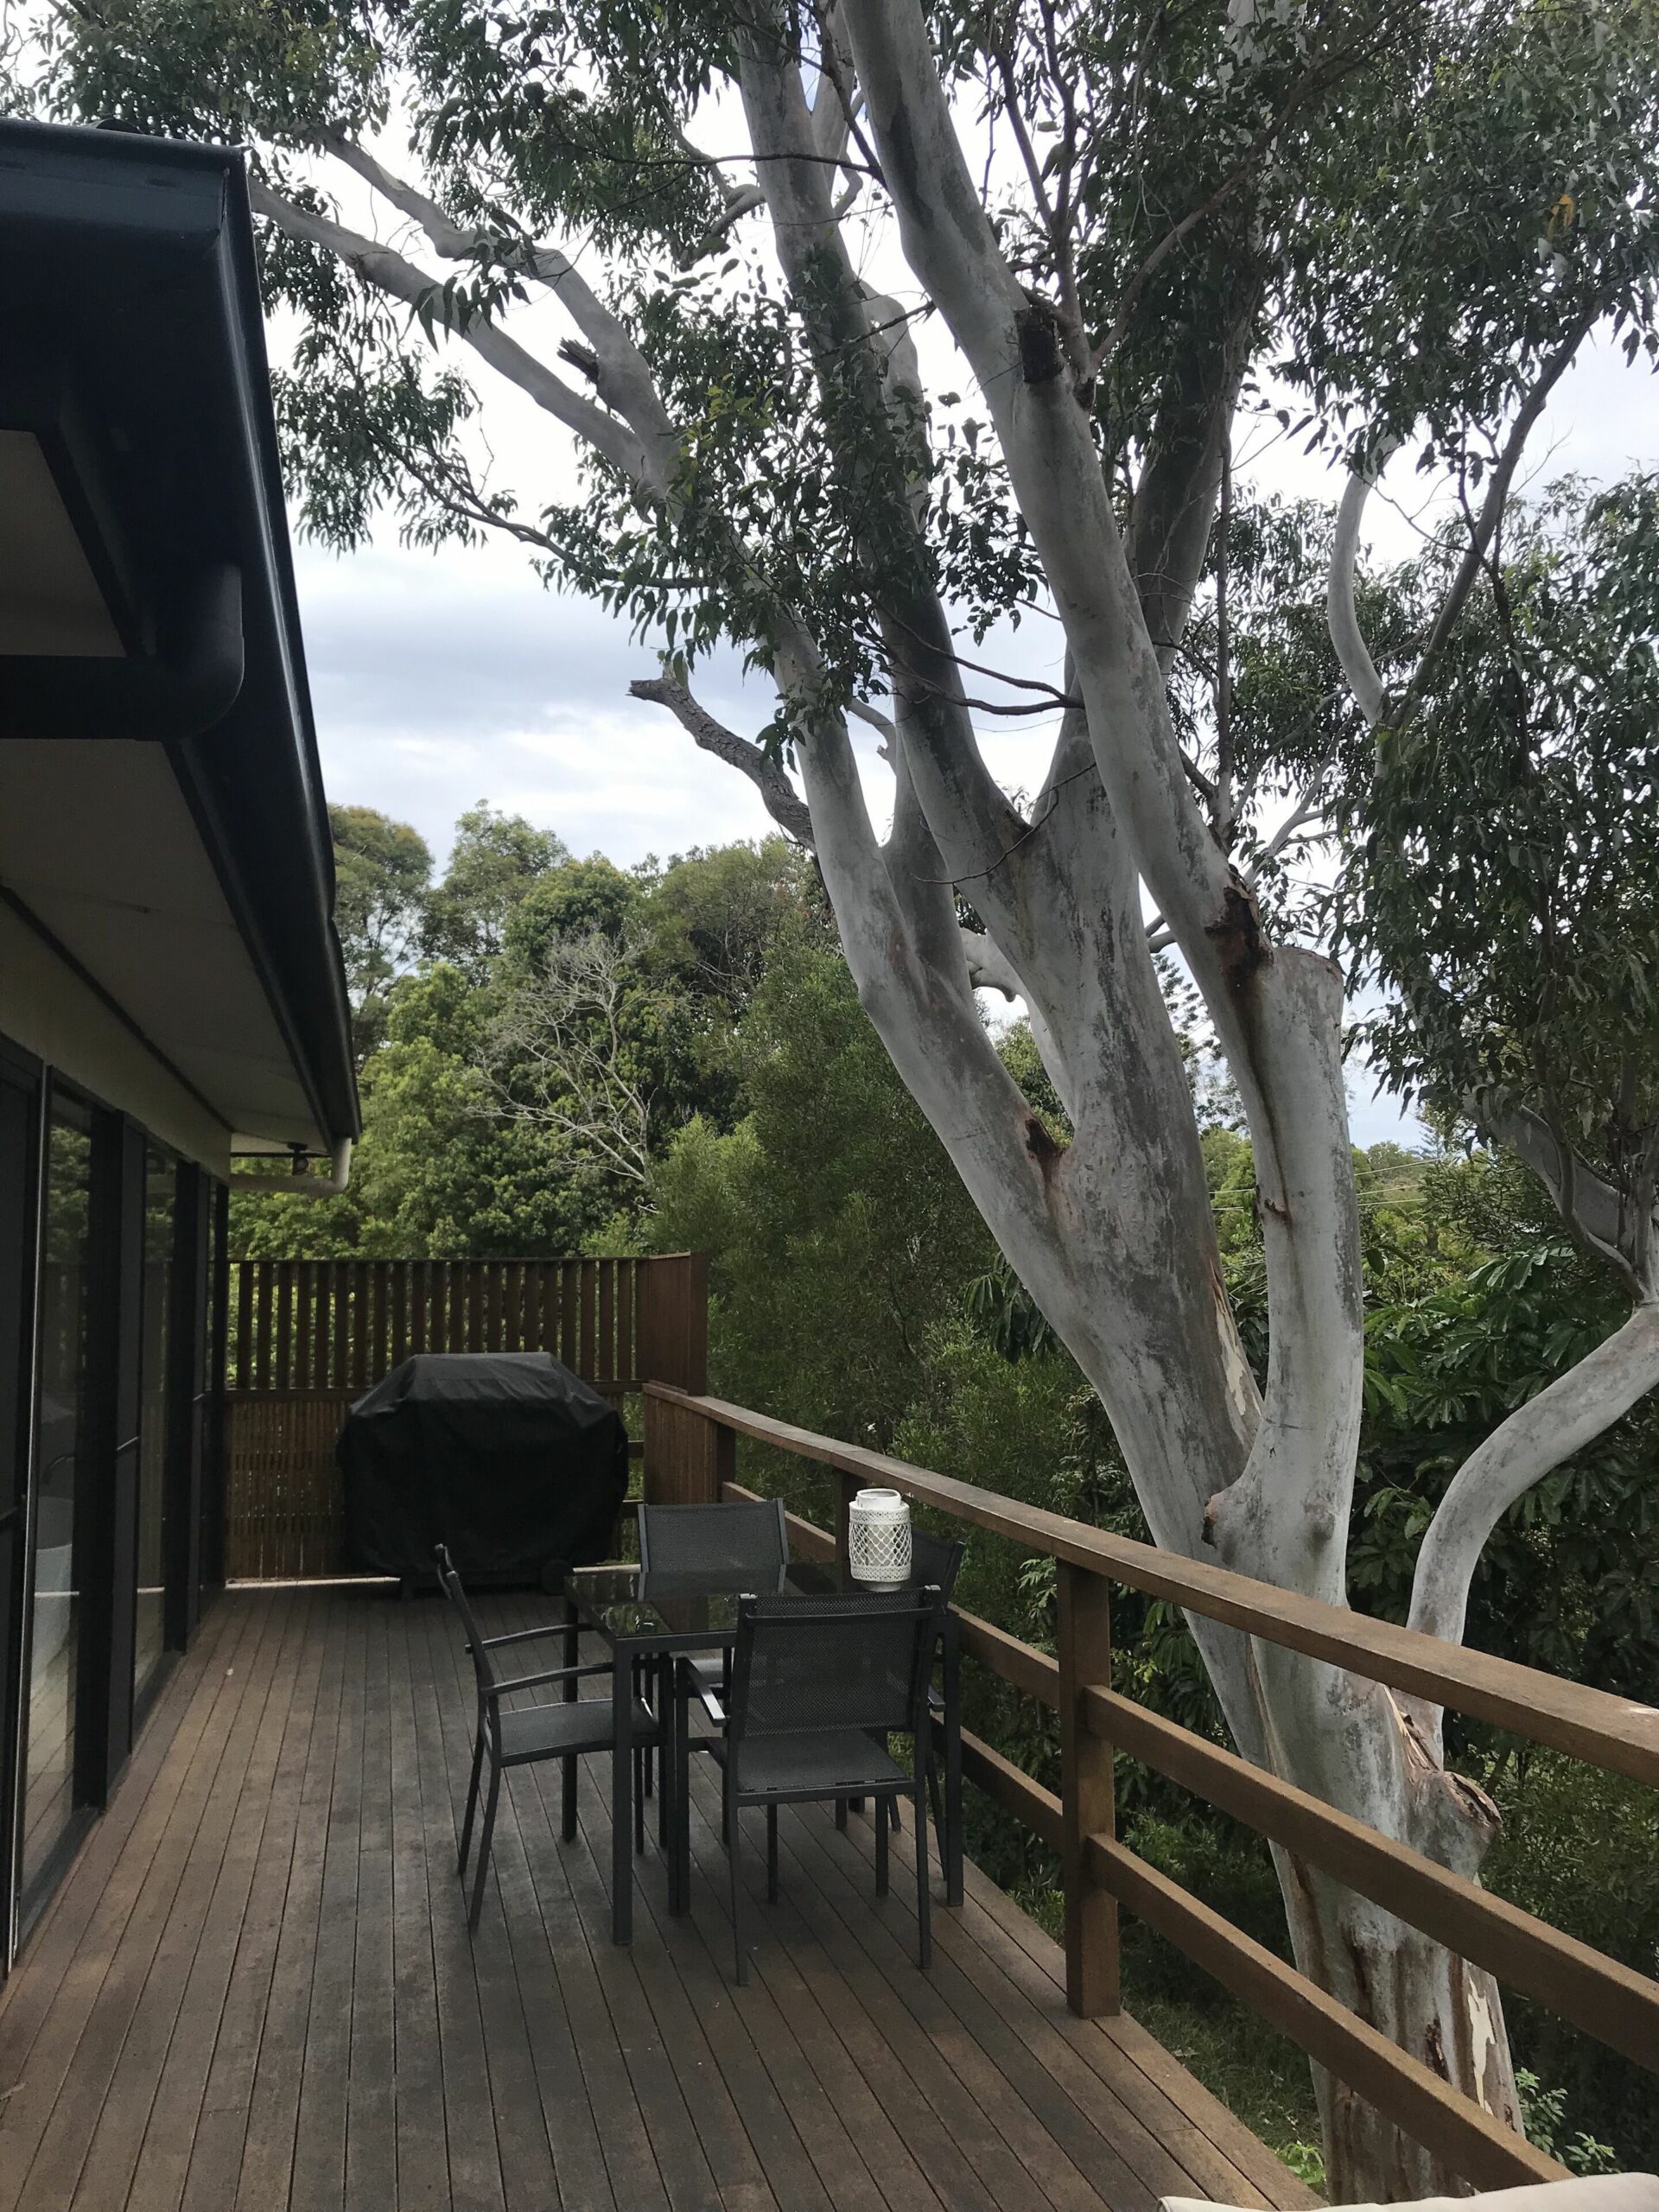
[231,1136,353,1197]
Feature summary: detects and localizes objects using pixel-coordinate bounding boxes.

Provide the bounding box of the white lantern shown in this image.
[848,1487,912,1586]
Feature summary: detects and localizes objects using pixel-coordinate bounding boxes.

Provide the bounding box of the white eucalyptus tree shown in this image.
[20,0,1659,2190]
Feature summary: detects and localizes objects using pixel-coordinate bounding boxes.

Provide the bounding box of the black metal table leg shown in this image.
[672,1656,693,1914]
[944,1611,963,1907]
[612,1636,634,1943]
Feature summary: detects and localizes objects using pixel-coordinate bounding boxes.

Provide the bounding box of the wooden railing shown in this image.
[642,1382,1659,2195]
[221,1255,706,1579]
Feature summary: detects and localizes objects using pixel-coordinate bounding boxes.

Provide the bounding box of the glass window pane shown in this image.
[24,1096,92,1896]
[133,1147,176,1702]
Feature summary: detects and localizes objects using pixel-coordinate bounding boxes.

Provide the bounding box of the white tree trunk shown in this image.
[829,4,1535,2189]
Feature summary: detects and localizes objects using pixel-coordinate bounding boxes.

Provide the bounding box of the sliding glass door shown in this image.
[2,1074,219,1956]
[22,1092,92,1904]
[1,1050,40,1968]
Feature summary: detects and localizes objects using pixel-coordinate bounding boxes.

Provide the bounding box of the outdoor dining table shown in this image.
[563,1558,965,1945]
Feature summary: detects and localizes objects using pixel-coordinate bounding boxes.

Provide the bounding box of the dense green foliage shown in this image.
[1338,479,1659,1274]
[232,815,823,1256]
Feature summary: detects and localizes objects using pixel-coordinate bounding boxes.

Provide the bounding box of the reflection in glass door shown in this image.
[22,1095,92,1902]
[2,1053,40,1967]
[133,1149,176,1705]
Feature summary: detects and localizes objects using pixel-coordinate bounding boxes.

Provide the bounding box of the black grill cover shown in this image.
[338,1351,628,1583]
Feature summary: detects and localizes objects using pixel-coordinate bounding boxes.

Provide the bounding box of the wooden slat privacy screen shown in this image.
[224,1254,704,1580]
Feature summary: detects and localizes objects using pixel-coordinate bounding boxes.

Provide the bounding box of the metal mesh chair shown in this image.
[639,1497,789,1705]
[873,1529,964,1882]
[637,1497,788,1574]
[435,1544,663,1931]
[911,1539,973,1885]
[715,1586,940,1984]
[909,1528,963,1601]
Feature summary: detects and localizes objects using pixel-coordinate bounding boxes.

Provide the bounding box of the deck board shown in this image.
[0,1586,1319,2212]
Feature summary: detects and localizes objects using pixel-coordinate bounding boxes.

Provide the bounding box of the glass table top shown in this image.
[565,1560,937,1647]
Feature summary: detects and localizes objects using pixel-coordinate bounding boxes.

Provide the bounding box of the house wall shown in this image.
[0,903,231,1177]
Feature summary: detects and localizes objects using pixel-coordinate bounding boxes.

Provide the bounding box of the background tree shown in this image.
[420,800,570,971]
[652,920,994,1447]
[328,803,432,1058]
[482,922,658,1186]
[30,0,1659,2188]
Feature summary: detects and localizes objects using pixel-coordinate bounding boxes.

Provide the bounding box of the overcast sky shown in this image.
[288,193,1659,1149]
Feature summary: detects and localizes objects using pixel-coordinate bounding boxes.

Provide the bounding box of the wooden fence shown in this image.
[641,1381,1659,2196]
[223,1254,705,1580]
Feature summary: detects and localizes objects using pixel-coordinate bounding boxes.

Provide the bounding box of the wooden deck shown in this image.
[0,1585,1316,2212]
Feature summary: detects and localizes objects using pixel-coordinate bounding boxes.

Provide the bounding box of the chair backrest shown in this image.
[909,1529,963,1603]
[434,1543,498,1702]
[728,1589,938,1747]
[638,1497,788,1576]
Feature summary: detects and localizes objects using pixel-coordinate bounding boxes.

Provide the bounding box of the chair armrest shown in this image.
[473,1623,578,1651]
[696,1688,727,1726]
[486,1661,611,1698]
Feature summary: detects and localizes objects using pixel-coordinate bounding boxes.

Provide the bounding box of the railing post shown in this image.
[636,1252,709,1392]
[643,1388,731,1505]
[642,1387,665,1506]
[709,1411,735,1501]
[1057,1560,1119,2018]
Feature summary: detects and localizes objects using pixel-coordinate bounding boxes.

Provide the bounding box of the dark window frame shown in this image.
[2,1036,227,1963]
[0,1038,44,1972]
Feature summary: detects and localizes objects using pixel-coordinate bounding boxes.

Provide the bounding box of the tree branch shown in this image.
[1331,315,1596,737]
[628,676,815,844]
[1327,446,1393,728]
[1474,1094,1658,1295]
[1408,1302,1659,1660]
[250,178,651,481]
[734,20,1034,901]
[1408,315,1597,694]
[960,925,1071,1115]
[319,136,679,485]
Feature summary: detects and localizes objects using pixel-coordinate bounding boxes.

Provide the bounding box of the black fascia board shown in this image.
[0,118,360,1146]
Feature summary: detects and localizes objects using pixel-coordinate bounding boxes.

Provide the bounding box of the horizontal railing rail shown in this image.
[644,1381,1659,2194]
[669,1389,1658,1787]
